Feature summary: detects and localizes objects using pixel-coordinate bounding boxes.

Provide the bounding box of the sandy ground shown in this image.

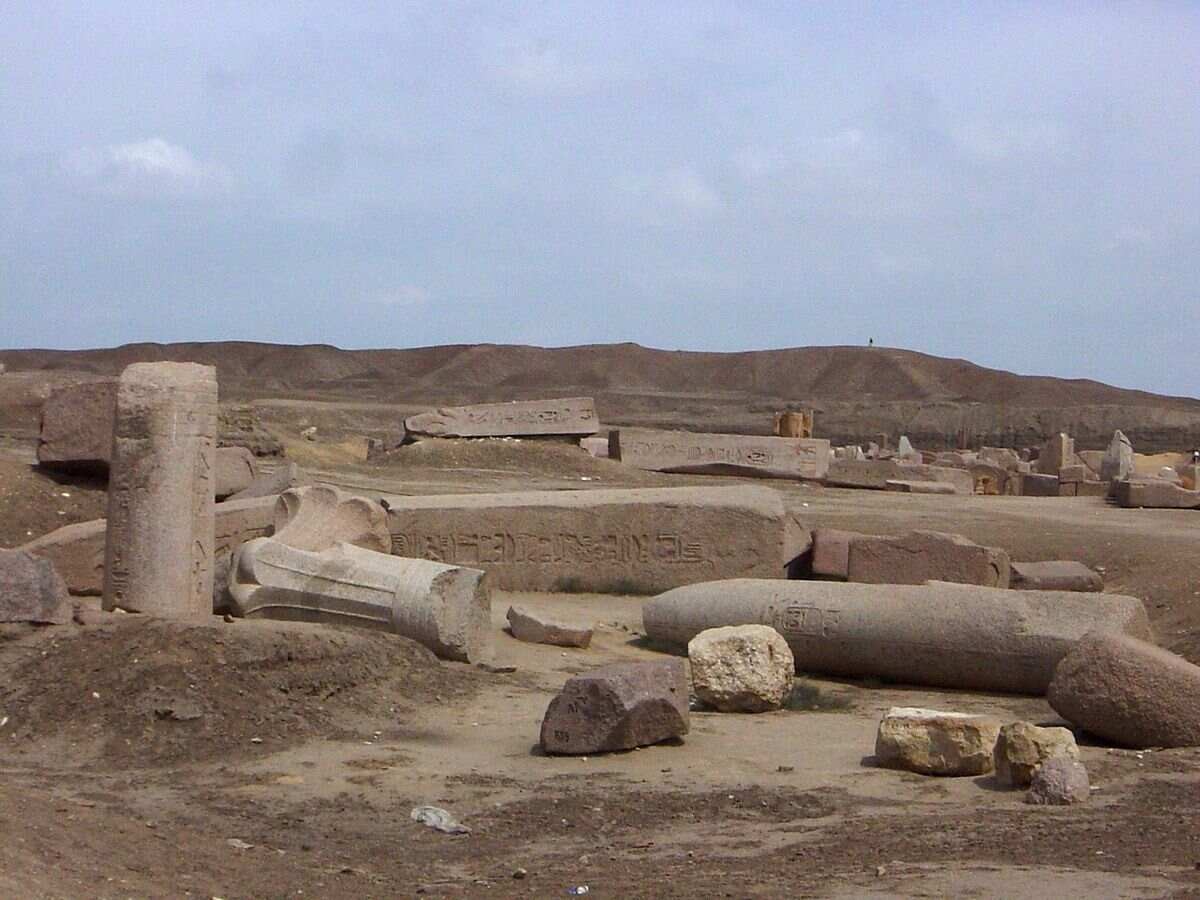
[2,437,1200,898]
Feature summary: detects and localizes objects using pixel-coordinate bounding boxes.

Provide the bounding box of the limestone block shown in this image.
[383,485,802,594]
[688,625,794,712]
[36,379,118,474]
[1100,430,1134,482]
[810,528,861,579]
[993,722,1079,787]
[103,363,218,619]
[847,530,1011,588]
[230,538,490,663]
[0,549,72,624]
[506,605,593,648]
[579,436,609,459]
[1026,758,1090,805]
[226,461,305,502]
[1113,479,1200,509]
[884,480,957,495]
[1020,473,1060,497]
[642,579,1152,695]
[1010,561,1102,592]
[215,446,258,500]
[874,708,1002,776]
[1048,632,1200,749]
[405,397,599,439]
[272,484,390,553]
[540,660,689,754]
[610,427,830,480]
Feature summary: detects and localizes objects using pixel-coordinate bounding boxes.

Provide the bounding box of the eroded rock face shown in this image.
[0,549,72,624]
[688,625,794,713]
[1027,757,1090,805]
[1048,632,1200,749]
[506,605,593,648]
[874,707,1002,776]
[846,530,1011,588]
[993,722,1079,787]
[540,660,689,755]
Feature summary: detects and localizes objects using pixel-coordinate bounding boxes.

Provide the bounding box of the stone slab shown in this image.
[884,480,957,495]
[846,531,1011,588]
[1011,561,1102,592]
[0,549,72,624]
[610,428,830,480]
[1113,479,1200,509]
[506,605,593,648]
[384,485,804,594]
[824,460,973,494]
[642,579,1152,695]
[405,397,599,439]
[36,379,118,474]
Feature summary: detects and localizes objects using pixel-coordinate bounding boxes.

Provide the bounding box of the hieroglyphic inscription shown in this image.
[767,601,841,639]
[613,429,830,479]
[390,530,707,567]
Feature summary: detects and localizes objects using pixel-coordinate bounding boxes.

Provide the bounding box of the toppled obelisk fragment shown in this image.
[384,485,805,593]
[688,625,794,712]
[506,605,593,648]
[1010,561,1102,592]
[103,363,218,619]
[540,660,689,754]
[874,708,1002,776]
[610,428,830,480]
[273,484,390,552]
[993,722,1079,787]
[229,538,490,663]
[643,579,1151,695]
[0,549,72,624]
[1101,430,1134,482]
[1048,632,1200,749]
[1027,758,1090,805]
[215,446,258,500]
[36,379,118,474]
[847,531,1011,588]
[405,397,599,439]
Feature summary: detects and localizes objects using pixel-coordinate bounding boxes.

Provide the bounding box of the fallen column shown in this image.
[103,363,218,619]
[405,397,599,439]
[229,538,490,663]
[384,485,808,594]
[642,579,1151,695]
[609,427,830,480]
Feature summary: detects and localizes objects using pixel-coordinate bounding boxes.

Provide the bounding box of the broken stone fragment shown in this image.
[874,707,1002,776]
[1026,757,1090,805]
[540,660,689,755]
[0,549,72,624]
[688,625,793,713]
[506,605,593,648]
[846,530,1011,588]
[1010,561,1102,593]
[1048,631,1200,749]
[993,721,1079,787]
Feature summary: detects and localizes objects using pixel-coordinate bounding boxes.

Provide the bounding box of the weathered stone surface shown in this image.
[1010,561,1103,592]
[1101,430,1134,482]
[1048,632,1200,749]
[688,625,793,712]
[1026,757,1090,805]
[230,538,490,662]
[1020,472,1061,497]
[810,528,861,579]
[774,410,813,438]
[610,428,830,480]
[36,379,118,474]
[994,722,1079,787]
[540,659,689,754]
[405,397,599,439]
[579,436,610,459]
[103,363,218,619]
[979,447,1021,470]
[506,604,593,648]
[384,485,802,594]
[0,549,72,624]
[643,579,1152,695]
[825,459,973,494]
[226,461,305,502]
[847,530,1011,588]
[215,446,258,500]
[273,484,390,553]
[884,479,957,495]
[1113,479,1200,509]
[1037,433,1075,476]
[875,707,1002,776]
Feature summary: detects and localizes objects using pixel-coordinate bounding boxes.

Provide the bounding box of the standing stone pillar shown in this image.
[103,363,218,618]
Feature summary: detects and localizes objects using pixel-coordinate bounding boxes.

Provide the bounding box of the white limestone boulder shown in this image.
[687,624,794,713]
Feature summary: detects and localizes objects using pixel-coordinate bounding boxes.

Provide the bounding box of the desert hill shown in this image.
[1,341,1198,451]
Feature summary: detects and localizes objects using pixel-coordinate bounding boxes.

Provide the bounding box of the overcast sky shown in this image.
[2,2,1197,396]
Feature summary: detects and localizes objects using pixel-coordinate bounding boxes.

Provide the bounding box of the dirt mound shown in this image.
[0,458,108,548]
[0,616,473,768]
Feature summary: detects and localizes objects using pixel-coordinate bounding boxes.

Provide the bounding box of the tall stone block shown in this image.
[1036,433,1075,476]
[1100,430,1134,482]
[103,363,218,619]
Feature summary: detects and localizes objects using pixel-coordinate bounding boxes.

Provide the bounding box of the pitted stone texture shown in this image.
[215,446,258,500]
[103,363,218,619]
[810,529,862,579]
[405,397,599,439]
[1011,561,1103,593]
[36,379,118,474]
[1101,430,1134,482]
[0,549,72,624]
[1048,632,1200,749]
[875,708,1002,776]
[231,538,490,662]
[847,530,1011,588]
[1026,758,1090,805]
[273,484,390,553]
[227,461,305,502]
[611,428,830,481]
[994,722,1079,787]
[384,485,799,594]
[643,579,1152,695]
[506,605,593,648]
[688,625,794,712]
[540,660,689,755]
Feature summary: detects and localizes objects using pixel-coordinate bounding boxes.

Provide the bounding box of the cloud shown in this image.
[365,285,430,307]
[61,138,230,197]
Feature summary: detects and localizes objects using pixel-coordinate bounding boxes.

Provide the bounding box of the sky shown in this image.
[1,2,1198,396]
